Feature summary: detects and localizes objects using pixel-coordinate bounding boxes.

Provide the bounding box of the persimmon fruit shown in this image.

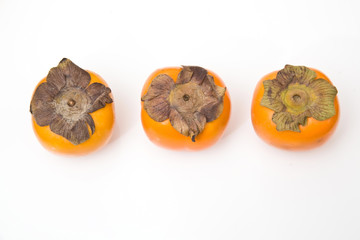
[141,66,231,150]
[30,58,115,155]
[251,65,339,150]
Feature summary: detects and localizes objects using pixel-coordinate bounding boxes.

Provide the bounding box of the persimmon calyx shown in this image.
[30,58,113,145]
[141,66,226,141]
[260,65,338,132]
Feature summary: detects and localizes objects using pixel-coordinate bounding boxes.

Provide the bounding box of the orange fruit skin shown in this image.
[251,68,339,150]
[31,71,115,156]
[141,67,231,151]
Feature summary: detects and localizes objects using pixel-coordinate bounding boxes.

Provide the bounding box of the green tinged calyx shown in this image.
[260,65,338,132]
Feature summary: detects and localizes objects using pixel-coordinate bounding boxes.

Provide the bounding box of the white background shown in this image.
[1,0,360,239]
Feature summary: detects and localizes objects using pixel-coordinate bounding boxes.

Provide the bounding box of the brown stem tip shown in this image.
[67,99,76,107]
[141,66,226,142]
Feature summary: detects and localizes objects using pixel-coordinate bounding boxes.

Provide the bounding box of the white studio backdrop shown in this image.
[0,0,359,239]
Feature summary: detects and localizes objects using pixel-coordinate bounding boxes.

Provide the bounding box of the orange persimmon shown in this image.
[251,65,339,150]
[141,66,231,150]
[30,58,115,155]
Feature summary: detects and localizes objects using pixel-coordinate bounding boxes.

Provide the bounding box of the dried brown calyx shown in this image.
[261,65,338,132]
[30,58,113,145]
[141,66,226,142]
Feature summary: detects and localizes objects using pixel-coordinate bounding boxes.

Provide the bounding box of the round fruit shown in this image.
[30,58,115,155]
[141,66,231,150]
[251,65,339,150]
